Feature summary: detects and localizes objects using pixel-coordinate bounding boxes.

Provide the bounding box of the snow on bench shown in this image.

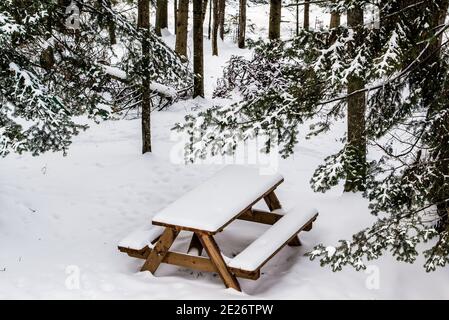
[152,165,284,233]
[118,226,165,251]
[228,207,318,272]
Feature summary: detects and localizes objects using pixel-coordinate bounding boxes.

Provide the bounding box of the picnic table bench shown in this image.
[118,165,318,291]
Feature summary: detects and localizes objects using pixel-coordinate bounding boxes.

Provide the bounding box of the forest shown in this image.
[1,0,449,299]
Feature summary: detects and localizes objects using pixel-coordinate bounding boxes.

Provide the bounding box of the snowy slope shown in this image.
[1,1,448,299]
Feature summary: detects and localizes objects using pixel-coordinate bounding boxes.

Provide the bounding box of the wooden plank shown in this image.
[197,233,242,291]
[119,248,259,280]
[263,190,301,247]
[140,227,179,273]
[187,233,203,256]
[263,191,282,211]
[152,178,284,234]
[237,208,283,225]
[249,213,318,272]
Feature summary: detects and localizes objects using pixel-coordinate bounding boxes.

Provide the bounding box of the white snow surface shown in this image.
[1,1,449,300]
[152,165,283,232]
[118,226,165,250]
[228,208,318,272]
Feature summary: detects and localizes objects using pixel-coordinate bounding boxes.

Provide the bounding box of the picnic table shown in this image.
[118,165,318,291]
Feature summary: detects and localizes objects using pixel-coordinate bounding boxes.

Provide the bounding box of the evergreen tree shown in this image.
[174,0,449,271]
[1,0,191,157]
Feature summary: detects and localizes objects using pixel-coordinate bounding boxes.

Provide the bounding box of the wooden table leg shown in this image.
[141,227,179,273]
[197,233,241,292]
[263,190,301,247]
[187,233,203,256]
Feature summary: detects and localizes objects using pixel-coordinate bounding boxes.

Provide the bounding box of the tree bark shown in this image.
[193,0,205,98]
[175,0,189,60]
[330,10,341,29]
[303,0,310,31]
[269,0,281,40]
[238,0,247,48]
[296,0,299,36]
[202,0,209,23]
[155,0,168,36]
[212,0,219,55]
[174,0,178,34]
[208,0,212,39]
[344,5,366,192]
[218,0,226,40]
[138,0,152,154]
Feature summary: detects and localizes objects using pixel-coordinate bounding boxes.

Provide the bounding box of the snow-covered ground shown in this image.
[1,2,448,300]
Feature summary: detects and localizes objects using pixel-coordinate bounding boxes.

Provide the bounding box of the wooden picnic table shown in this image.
[118,165,318,292]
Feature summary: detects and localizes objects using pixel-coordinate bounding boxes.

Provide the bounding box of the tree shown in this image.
[1,0,191,157]
[175,0,449,272]
[329,1,340,29]
[138,0,152,153]
[212,0,219,55]
[193,0,205,97]
[218,0,226,40]
[304,0,310,30]
[174,0,178,33]
[344,4,367,192]
[269,0,281,40]
[238,0,247,49]
[175,0,189,60]
[155,0,168,36]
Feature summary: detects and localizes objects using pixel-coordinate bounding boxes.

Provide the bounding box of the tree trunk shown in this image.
[212,0,219,55]
[155,0,168,36]
[296,0,299,36]
[269,0,281,40]
[344,5,366,192]
[175,0,189,60]
[304,0,310,31]
[329,0,340,44]
[104,0,116,45]
[208,0,212,39]
[218,0,226,40]
[138,0,152,154]
[330,10,341,29]
[193,0,205,98]
[238,0,247,48]
[174,0,178,34]
[202,0,209,22]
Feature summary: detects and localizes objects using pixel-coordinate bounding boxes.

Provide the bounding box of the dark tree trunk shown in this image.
[330,1,340,29]
[208,0,212,39]
[193,0,205,97]
[344,5,366,192]
[329,0,340,44]
[269,0,281,40]
[212,0,219,55]
[155,0,168,36]
[102,0,116,45]
[175,0,189,60]
[138,0,152,154]
[238,0,247,48]
[304,0,310,31]
[174,0,178,34]
[218,0,226,40]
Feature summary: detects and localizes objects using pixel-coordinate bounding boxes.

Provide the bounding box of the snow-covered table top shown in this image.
[152,166,284,233]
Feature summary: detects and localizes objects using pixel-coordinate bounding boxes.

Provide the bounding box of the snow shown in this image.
[118,226,165,250]
[150,83,178,98]
[228,208,318,271]
[1,1,449,299]
[152,165,283,232]
[101,64,127,80]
